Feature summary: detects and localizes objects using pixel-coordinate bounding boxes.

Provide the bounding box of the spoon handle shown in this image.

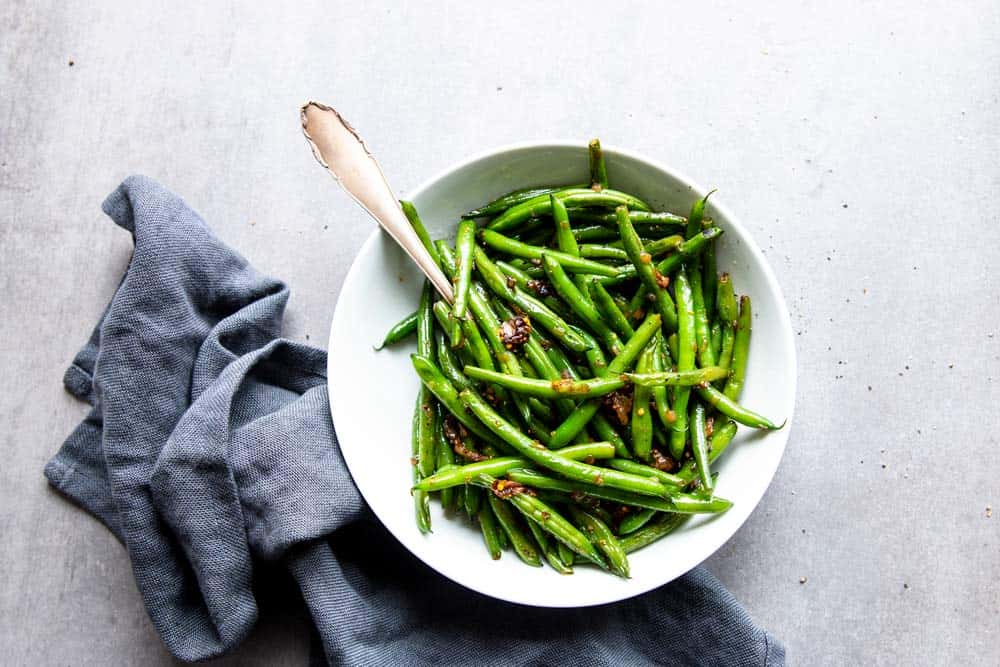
[300,101,454,303]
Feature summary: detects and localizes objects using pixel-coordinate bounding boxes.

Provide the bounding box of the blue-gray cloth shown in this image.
[45,176,785,666]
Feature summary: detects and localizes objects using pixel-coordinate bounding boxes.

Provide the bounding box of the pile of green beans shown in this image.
[380,140,783,577]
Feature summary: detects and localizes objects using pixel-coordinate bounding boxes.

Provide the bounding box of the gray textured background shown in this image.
[2,1,999,665]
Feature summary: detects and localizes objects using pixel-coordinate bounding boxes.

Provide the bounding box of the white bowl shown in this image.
[328,142,796,607]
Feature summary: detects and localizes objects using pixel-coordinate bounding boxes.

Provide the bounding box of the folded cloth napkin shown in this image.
[46,176,785,666]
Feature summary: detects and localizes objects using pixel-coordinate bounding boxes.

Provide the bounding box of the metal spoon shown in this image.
[300,101,454,302]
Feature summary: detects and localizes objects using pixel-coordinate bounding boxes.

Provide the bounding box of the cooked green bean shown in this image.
[411,354,507,451]
[475,474,607,568]
[478,503,504,559]
[473,247,591,352]
[487,188,651,233]
[551,193,580,256]
[588,138,609,190]
[619,513,687,553]
[607,458,686,488]
[541,254,622,354]
[625,366,728,386]
[607,227,723,290]
[571,209,686,227]
[434,405,457,510]
[677,419,737,485]
[463,365,626,400]
[697,384,783,430]
[716,274,738,372]
[401,200,441,267]
[616,206,678,331]
[724,295,752,401]
[414,442,617,492]
[649,332,672,430]
[690,402,712,493]
[462,185,569,219]
[568,506,629,578]
[670,269,696,460]
[460,388,673,498]
[618,508,657,535]
[631,340,655,462]
[579,244,629,262]
[375,310,418,350]
[505,469,732,514]
[548,313,661,448]
[451,219,476,342]
[527,519,573,574]
[688,263,716,368]
[487,493,542,566]
[411,390,431,534]
[481,229,621,278]
[571,224,620,243]
[588,279,635,338]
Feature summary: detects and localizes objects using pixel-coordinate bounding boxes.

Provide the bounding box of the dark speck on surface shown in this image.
[842,203,848,208]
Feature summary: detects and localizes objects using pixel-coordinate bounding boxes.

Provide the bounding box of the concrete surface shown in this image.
[2,1,999,665]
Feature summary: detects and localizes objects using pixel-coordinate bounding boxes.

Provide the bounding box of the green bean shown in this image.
[434,330,473,391]
[463,365,626,400]
[667,333,679,366]
[579,244,629,262]
[494,260,577,322]
[568,506,628,578]
[462,186,571,219]
[710,321,722,363]
[724,295,752,401]
[465,486,482,518]
[374,310,418,350]
[413,442,616,491]
[690,402,712,493]
[527,519,573,574]
[472,247,591,352]
[648,332,672,430]
[696,384,783,430]
[616,206,678,331]
[451,219,476,343]
[571,325,609,377]
[618,508,657,535]
[606,458,686,488]
[551,193,580,256]
[588,138,609,190]
[487,493,542,566]
[433,300,491,371]
[605,227,724,290]
[631,340,655,462]
[677,419,737,484]
[702,240,718,322]
[410,391,431,534]
[588,279,635,338]
[688,263,716,368]
[671,269,696,459]
[475,474,607,568]
[716,274,738,373]
[414,284,438,478]
[541,254,623,354]
[411,354,507,450]
[400,200,441,268]
[505,469,732,514]
[478,503,504,559]
[460,388,673,498]
[571,209,686,227]
[625,366,728,386]
[571,224,620,243]
[619,513,688,553]
[480,229,621,278]
[685,190,714,239]
[556,540,575,566]
[434,405,457,510]
[548,313,661,447]
[487,188,651,233]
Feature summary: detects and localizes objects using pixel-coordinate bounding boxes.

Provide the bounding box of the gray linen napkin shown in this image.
[45,176,785,666]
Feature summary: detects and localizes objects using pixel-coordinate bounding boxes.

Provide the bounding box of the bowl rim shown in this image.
[328,140,797,607]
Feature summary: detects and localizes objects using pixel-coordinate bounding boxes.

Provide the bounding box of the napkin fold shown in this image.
[46,176,784,666]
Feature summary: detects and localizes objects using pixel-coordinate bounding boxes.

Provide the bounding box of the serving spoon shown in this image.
[300,101,454,302]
